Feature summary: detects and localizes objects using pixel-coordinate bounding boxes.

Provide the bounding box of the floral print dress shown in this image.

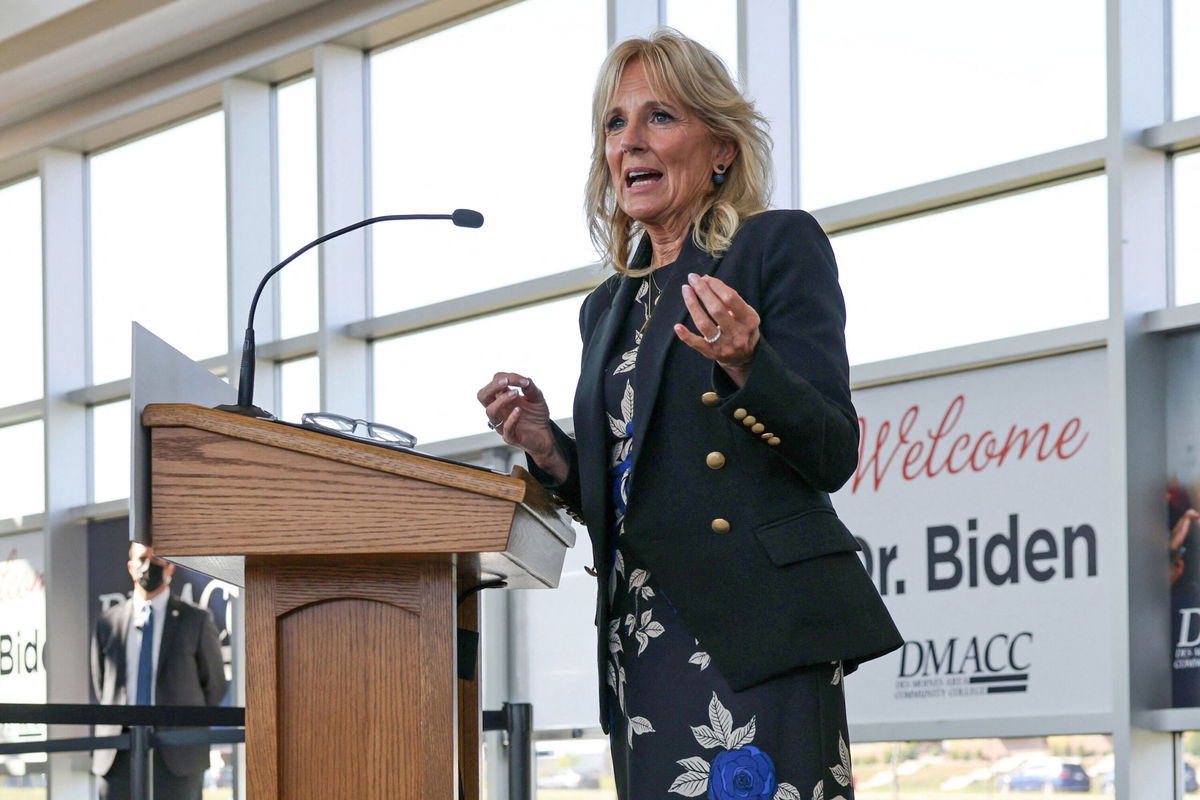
[602,265,855,800]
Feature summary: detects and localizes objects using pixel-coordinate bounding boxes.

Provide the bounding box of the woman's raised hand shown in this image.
[674,273,761,386]
[477,373,568,482]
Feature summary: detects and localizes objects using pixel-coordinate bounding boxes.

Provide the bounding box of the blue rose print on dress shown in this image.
[670,693,802,799]
[669,692,852,800]
[708,746,777,799]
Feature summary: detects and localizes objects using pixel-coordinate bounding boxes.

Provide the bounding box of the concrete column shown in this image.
[1105,0,1173,795]
[314,44,370,419]
[40,147,93,799]
[224,78,279,416]
[742,0,798,208]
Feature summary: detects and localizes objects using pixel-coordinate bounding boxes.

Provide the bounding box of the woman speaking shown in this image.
[477,30,901,800]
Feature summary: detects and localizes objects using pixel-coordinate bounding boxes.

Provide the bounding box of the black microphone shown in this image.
[216,210,484,419]
[451,208,484,228]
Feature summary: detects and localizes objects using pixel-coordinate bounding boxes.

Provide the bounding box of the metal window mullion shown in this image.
[1144,115,1200,152]
[39,147,93,800]
[608,0,663,44]
[224,77,278,415]
[1106,0,1174,795]
[848,320,1108,390]
[64,352,228,407]
[345,264,603,342]
[0,399,44,428]
[1146,301,1200,333]
[0,513,45,537]
[221,78,270,799]
[742,0,798,210]
[813,140,1107,234]
[315,44,369,419]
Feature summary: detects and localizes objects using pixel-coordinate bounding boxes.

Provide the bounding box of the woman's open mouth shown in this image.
[626,169,663,188]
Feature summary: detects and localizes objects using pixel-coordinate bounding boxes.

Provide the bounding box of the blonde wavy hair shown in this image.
[586,29,773,275]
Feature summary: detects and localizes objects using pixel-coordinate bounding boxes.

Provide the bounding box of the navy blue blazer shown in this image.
[532,210,902,726]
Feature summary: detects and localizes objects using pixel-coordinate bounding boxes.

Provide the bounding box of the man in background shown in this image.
[90,542,227,799]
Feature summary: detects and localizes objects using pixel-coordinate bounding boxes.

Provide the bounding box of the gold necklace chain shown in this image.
[638,271,663,334]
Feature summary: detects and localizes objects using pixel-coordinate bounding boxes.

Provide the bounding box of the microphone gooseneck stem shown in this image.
[231,212,481,416]
[236,327,257,408]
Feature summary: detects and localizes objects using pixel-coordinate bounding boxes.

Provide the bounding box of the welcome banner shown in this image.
[0,530,47,771]
[838,348,1110,724]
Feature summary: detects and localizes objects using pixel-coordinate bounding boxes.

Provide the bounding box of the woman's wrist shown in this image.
[718,362,750,387]
[717,346,755,387]
[529,443,569,484]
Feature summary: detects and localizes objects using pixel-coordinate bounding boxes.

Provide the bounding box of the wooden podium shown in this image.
[141,404,574,799]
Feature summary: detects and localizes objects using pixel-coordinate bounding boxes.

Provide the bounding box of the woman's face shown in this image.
[603,59,727,233]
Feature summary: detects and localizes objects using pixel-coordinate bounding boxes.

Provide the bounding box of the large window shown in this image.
[369,0,606,316]
[92,400,130,504]
[276,78,319,338]
[1176,0,1200,120]
[1177,150,1200,306]
[666,0,739,85]
[528,734,1121,796]
[798,0,1106,208]
[852,736,1115,796]
[835,177,1108,365]
[1181,732,1200,796]
[89,113,228,384]
[373,295,584,445]
[278,356,320,423]
[0,178,42,408]
[0,421,44,520]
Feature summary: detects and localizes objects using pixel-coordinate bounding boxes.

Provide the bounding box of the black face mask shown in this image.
[136,560,166,593]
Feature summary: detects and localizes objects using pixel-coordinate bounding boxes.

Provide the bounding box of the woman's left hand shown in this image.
[674,272,760,386]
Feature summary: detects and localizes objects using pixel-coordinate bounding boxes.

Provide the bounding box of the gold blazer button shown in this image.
[742,415,757,427]
[711,518,731,534]
[761,432,773,440]
[733,408,748,420]
[751,423,765,434]
[701,392,721,406]
[706,451,726,469]
[768,437,781,446]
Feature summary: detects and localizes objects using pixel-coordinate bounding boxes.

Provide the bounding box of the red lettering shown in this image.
[946,433,972,474]
[853,406,919,492]
[924,395,965,479]
[1055,417,1088,459]
[0,548,44,602]
[997,424,1051,465]
[851,395,1091,492]
[902,441,925,480]
[970,431,996,472]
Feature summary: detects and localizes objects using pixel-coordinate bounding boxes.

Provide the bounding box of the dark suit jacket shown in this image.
[531,210,902,728]
[90,593,228,777]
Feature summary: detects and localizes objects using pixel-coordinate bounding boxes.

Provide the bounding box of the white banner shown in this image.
[0,530,47,770]
[839,349,1110,724]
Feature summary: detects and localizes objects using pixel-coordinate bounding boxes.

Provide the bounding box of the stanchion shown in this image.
[130,725,151,800]
[482,702,534,800]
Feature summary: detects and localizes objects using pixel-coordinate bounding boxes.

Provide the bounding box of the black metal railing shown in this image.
[0,701,534,799]
[0,703,243,799]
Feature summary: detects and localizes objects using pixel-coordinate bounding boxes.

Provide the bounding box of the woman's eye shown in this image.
[606,116,626,132]
[651,110,674,123]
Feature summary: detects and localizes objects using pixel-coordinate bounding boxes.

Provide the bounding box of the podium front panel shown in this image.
[246,559,455,799]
